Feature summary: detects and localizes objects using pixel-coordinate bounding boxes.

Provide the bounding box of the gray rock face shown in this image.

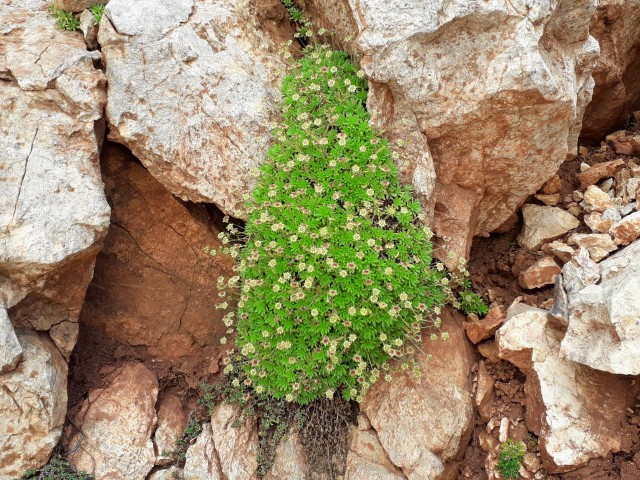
[559,240,640,375]
[1,0,110,349]
[0,331,68,479]
[99,0,284,218]
[0,2,109,475]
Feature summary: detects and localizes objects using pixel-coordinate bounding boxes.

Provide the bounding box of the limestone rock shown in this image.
[67,363,158,480]
[0,331,67,479]
[610,211,640,245]
[518,205,580,251]
[323,0,600,260]
[462,306,505,344]
[478,341,501,363]
[582,185,614,212]
[154,394,188,466]
[99,0,285,218]
[0,307,22,372]
[581,0,640,140]
[543,241,575,264]
[361,309,474,479]
[0,0,109,342]
[475,361,495,423]
[567,233,617,261]
[584,208,621,233]
[576,159,626,189]
[345,427,406,480]
[497,304,628,473]
[78,145,234,361]
[265,432,307,480]
[79,9,99,50]
[541,175,562,195]
[560,240,640,375]
[534,193,560,206]
[184,423,222,480]
[518,256,562,290]
[210,404,258,480]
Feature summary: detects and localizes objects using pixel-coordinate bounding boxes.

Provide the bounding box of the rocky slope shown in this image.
[1,0,640,479]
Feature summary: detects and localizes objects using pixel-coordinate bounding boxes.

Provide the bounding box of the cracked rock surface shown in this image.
[99,0,285,218]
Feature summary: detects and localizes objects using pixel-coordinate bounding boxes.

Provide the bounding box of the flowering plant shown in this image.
[209,44,485,405]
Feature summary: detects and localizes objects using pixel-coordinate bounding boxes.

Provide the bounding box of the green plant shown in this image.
[210,43,485,405]
[19,456,94,480]
[50,5,80,31]
[497,439,526,479]
[88,4,105,24]
[162,419,203,466]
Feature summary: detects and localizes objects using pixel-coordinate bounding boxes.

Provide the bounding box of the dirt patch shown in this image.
[468,229,555,309]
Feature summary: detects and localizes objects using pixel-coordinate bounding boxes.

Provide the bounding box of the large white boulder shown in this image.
[0,0,110,353]
[98,0,285,218]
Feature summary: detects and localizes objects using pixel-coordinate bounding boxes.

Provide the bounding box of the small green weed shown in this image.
[88,4,105,24]
[497,439,526,479]
[161,419,203,466]
[50,5,80,31]
[19,456,94,480]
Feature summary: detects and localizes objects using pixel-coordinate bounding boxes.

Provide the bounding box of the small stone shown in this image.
[0,308,22,373]
[357,413,372,431]
[626,178,640,202]
[600,179,614,194]
[584,208,621,233]
[48,321,79,361]
[79,10,99,50]
[534,193,560,206]
[522,453,541,472]
[580,162,591,172]
[543,241,575,263]
[577,159,626,190]
[606,130,635,155]
[498,417,510,443]
[583,185,614,212]
[567,233,618,262]
[478,341,501,363]
[572,190,584,202]
[610,211,640,245]
[578,146,589,157]
[154,395,187,466]
[567,205,583,217]
[476,361,495,422]
[541,175,562,195]
[518,205,580,251]
[463,306,506,344]
[619,203,636,216]
[479,431,498,452]
[518,257,562,290]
